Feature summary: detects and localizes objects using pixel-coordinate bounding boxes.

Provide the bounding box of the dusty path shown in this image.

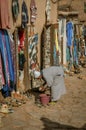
[0,68,86,130]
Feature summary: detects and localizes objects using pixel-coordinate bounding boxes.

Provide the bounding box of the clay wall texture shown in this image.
[58,0,86,22]
[8,0,86,63]
[8,0,57,63]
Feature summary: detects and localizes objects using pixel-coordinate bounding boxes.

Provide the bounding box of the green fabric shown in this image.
[66,47,70,62]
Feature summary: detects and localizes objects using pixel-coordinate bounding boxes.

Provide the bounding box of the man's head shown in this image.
[31,62,36,70]
[33,70,42,79]
[30,62,42,79]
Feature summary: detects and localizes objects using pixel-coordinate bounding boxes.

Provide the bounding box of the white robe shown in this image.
[42,66,66,101]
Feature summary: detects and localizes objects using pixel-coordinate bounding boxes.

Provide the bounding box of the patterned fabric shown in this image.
[2,30,10,85]
[4,30,15,84]
[8,32,16,84]
[0,30,9,84]
[18,51,26,70]
[45,0,51,22]
[42,26,51,68]
[12,0,19,21]
[28,34,41,89]
[53,45,59,66]
[28,34,38,72]
[21,1,29,28]
[30,0,37,24]
[0,30,15,97]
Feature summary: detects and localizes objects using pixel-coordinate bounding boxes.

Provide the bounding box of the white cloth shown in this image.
[42,66,66,101]
[33,70,41,78]
[63,19,67,65]
[45,0,51,22]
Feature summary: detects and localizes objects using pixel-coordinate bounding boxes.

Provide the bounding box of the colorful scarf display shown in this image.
[0,30,15,97]
[42,26,51,68]
[28,33,38,73]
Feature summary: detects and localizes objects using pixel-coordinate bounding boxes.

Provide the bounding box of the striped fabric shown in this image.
[0,30,15,97]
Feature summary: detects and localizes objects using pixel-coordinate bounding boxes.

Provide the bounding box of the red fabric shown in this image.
[0,0,10,29]
[18,30,25,52]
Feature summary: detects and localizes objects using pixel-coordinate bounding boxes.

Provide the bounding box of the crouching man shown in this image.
[31,63,66,102]
[42,66,66,102]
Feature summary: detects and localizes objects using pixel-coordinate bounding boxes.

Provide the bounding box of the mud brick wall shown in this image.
[58,0,86,22]
[8,0,86,64]
[8,0,57,64]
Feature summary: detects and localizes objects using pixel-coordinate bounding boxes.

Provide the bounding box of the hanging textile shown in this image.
[45,0,51,23]
[73,38,79,66]
[21,1,29,28]
[42,25,51,68]
[30,0,37,24]
[12,0,19,21]
[0,30,15,97]
[0,30,10,97]
[66,21,74,47]
[0,52,5,86]
[66,21,74,69]
[0,0,10,29]
[53,45,59,65]
[51,24,60,66]
[18,29,26,70]
[53,28,60,65]
[62,19,67,65]
[0,30,9,85]
[58,19,62,42]
[28,33,38,73]
[4,30,15,83]
[18,51,26,70]
[18,29,25,51]
[2,30,10,85]
[55,29,59,52]
[8,32,16,84]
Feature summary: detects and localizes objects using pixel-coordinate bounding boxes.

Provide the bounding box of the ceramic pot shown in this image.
[39,94,50,105]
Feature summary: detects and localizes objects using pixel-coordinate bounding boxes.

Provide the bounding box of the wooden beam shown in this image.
[58,11,79,16]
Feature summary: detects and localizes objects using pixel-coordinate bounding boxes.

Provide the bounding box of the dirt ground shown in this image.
[0,67,86,130]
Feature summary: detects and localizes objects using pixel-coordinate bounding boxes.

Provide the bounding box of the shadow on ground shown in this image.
[40,117,86,130]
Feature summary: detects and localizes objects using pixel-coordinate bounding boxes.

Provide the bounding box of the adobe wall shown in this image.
[58,0,86,22]
[8,0,57,64]
[8,0,86,64]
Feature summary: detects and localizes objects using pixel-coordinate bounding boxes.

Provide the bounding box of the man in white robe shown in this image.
[31,63,66,102]
[42,66,66,101]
